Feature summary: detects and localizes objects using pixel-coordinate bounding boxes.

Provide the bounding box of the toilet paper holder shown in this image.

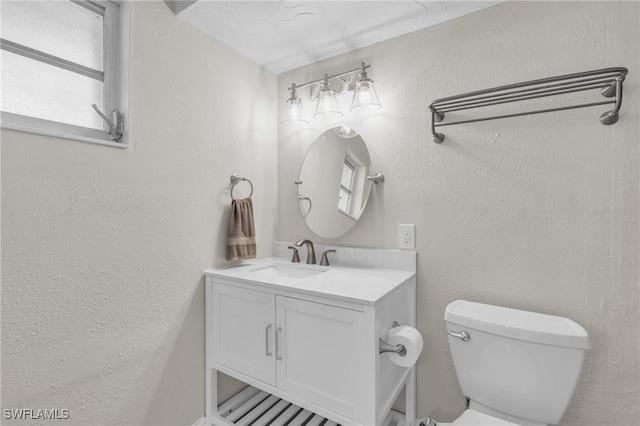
[379,321,407,356]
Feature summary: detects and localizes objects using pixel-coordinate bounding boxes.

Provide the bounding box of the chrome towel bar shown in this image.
[428,67,628,144]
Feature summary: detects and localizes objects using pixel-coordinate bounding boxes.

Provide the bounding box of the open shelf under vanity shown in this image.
[215,386,406,426]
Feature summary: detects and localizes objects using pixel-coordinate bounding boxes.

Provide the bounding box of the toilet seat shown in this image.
[440,409,520,426]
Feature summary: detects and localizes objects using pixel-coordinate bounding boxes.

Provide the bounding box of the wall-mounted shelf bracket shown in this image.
[428,67,628,144]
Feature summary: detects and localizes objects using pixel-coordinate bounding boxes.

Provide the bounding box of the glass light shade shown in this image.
[281,97,308,124]
[350,79,382,112]
[313,88,343,119]
[333,126,358,138]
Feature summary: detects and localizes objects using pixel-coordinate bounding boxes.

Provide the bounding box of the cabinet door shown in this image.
[276,297,365,420]
[213,283,276,386]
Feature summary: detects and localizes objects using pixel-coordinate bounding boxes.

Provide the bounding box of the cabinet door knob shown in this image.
[265,324,273,356]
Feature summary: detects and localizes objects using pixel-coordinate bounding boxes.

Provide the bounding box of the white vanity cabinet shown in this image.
[205,256,416,426]
[212,282,369,420]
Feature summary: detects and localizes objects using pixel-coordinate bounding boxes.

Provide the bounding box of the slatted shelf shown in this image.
[217,386,342,426]
[215,385,404,426]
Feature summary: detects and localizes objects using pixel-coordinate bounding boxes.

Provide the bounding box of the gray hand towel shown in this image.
[226,197,257,261]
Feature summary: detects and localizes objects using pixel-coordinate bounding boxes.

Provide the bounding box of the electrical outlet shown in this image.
[399,224,415,249]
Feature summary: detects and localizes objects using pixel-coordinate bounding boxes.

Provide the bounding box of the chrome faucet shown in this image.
[294,239,316,264]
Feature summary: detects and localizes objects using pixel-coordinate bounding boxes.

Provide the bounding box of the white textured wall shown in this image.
[278,2,639,425]
[1,2,277,425]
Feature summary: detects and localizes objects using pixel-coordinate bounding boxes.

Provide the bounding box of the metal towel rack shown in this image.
[428,67,628,144]
[230,174,253,200]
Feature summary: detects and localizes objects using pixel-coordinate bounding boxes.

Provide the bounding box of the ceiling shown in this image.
[174,1,502,74]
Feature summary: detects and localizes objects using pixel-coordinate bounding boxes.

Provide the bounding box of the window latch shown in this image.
[92,104,124,142]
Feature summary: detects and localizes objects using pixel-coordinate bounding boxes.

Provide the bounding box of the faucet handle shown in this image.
[319,249,336,266]
[288,246,300,263]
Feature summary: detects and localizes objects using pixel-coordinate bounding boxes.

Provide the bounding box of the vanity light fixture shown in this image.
[350,62,382,112]
[313,74,343,118]
[282,62,382,125]
[281,83,308,124]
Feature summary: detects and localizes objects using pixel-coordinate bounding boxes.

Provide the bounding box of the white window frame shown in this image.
[0,0,130,148]
[338,157,356,216]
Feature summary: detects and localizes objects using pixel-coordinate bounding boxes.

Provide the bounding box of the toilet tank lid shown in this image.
[445,300,591,349]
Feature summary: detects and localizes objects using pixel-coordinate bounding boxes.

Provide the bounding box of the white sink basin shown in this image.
[251,263,327,279]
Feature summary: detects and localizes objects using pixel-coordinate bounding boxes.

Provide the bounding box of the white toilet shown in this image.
[435,300,590,426]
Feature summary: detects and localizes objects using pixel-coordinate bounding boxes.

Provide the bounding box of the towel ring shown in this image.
[230,174,253,200]
[298,195,312,218]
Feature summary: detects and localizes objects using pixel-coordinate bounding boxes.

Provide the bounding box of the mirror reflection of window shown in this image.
[338,157,356,215]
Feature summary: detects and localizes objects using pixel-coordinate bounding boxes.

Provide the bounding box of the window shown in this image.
[338,157,356,216]
[1,0,129,147]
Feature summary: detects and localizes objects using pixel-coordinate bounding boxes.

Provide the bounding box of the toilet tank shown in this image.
[444,300,590,425]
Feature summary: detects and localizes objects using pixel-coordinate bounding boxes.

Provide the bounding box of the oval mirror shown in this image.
[297,127,373,238]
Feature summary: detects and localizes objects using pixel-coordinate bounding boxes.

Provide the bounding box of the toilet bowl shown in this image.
[434,300,590,426]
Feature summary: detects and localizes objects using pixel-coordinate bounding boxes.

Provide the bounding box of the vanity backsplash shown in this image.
[273,241,416,273]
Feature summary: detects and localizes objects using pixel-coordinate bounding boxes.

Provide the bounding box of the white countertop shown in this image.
[204,257,415,306]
